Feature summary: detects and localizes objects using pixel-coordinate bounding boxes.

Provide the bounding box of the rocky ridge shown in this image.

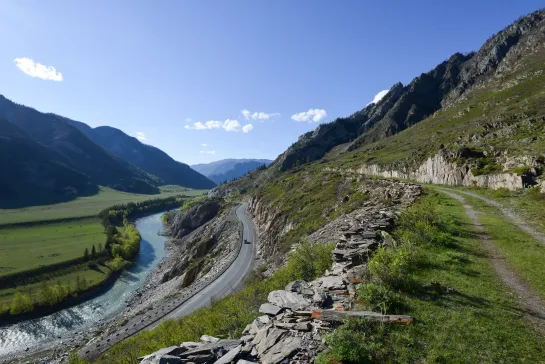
[137,181,422,363]
[271,9,545,172]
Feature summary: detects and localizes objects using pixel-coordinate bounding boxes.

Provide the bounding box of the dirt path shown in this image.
[438,189,545,334]
[443,189,545,246]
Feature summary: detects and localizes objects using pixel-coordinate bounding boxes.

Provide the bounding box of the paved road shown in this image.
[81,203,256,359]
[152,203,256,325]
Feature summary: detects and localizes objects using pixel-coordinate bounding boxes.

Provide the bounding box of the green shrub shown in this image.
[357,283,404,314]
[511,165,531,176]
[283,242,335,281]
[368,247,412,289]
[316,319,389,364]
[396,197,451,246]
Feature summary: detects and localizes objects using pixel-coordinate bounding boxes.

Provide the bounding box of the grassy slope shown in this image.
[459,192,545,301]
[318,191,545,363]
[0,218,103,276]
[336,49,545,169]
[394,192,545,362]
[0,186,207,225]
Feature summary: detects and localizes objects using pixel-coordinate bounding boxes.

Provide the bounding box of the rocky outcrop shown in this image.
[357,152,525,190]
[162,206,239,285]
[168,199,221,239]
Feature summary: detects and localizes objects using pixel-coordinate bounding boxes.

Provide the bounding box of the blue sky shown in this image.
[1,1,543,164]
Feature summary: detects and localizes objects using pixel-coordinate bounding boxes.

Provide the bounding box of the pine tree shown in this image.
[91,245,96,257]
[83,247,90,261]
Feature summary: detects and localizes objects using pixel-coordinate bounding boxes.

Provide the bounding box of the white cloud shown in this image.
[223,119,240,132]
[367,89,389,106]
[185,118,192,123]
[135,132,147,141]
[242,124,253,133]
[14,57,63,81]
[241,109,280,121]
[291,109,327,123]
[185,119,241,132]
[241,109,251,120]
[199,150,216,155]
[201,143,208,147]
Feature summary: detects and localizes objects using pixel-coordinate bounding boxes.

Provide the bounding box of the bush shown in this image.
[357,283,404,314]
[316,319,389,364]
[368,247,413,289]
[283,242,335,281]
[396,197,451,246]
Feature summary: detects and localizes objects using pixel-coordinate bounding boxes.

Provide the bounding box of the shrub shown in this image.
[316,319,389,364]
[368,247,412,289]
[396,197,451,246]
[357,283,404,314]
[283,242,335,281]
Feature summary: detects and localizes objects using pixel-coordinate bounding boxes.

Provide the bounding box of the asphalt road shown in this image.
[81,203,256,360]
[151,202,256,325]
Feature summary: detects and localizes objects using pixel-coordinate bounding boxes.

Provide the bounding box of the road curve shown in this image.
[153,203,256,324]
[81,203,256,360]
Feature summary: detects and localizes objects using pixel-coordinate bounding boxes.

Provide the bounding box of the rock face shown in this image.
[169,199,222,239]
[357,151,524,190]
[271,9,545,172]
[161,204,239,286]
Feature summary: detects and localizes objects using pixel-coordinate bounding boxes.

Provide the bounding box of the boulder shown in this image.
[267,290,310,311]
[316,275,345,290]
[260,336,302,364]
[138,346,185,361]
[253,327,287,356]
[285,280,308,293]
[259,303,283,316]
[214,345,242,364]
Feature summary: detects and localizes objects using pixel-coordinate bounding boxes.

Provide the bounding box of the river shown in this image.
[0,212,167,358]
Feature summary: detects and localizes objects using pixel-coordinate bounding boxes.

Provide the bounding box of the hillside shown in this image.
[0,95,159,196]
[0,118,94,207]
[63,120,215,189]
[192,158,271,184]
[272,9,545,178]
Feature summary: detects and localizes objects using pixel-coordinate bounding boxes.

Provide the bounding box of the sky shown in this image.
[1,1,543,165]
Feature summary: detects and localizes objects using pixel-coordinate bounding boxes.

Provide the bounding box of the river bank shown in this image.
[0,212,169,364]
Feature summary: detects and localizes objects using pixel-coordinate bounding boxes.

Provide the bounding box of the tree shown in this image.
[83,248,90,261]
[10,291,34,315]
[98,243,103,254]
[91,245,96,258]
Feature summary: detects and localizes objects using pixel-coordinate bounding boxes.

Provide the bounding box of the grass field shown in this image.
[0,217,104,277]
[0,264,111,306]
[0,185,206,313]
[0,186,207,225]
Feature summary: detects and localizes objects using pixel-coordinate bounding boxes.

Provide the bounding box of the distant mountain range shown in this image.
[192,159,272,184]
[0,95,215,207]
